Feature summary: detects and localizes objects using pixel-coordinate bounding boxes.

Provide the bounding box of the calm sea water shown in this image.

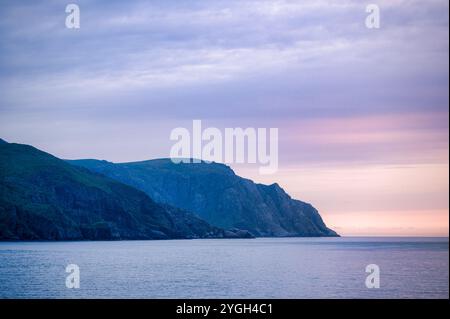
[0,237,448,299]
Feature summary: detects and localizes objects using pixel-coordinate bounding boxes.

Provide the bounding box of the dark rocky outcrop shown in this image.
[70,159,338,237]
[0,141,251,240]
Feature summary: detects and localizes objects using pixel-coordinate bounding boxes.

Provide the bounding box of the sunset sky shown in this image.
[0,0,448,236]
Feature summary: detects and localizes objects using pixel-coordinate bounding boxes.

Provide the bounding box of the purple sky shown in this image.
[0,0,448,235]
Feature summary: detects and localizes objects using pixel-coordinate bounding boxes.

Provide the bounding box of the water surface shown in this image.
[0,237,448,298]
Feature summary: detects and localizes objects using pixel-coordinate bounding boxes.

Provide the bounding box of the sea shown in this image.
[0,237,448,298]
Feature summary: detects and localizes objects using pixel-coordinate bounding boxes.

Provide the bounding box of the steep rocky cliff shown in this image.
[0,141,250,240]
[70,159,338,237]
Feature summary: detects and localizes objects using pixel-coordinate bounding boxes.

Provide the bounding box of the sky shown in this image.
[0,0,448,236]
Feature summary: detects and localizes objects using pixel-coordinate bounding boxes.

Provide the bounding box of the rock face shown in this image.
[70,159,338,237]
[0,141,251,240]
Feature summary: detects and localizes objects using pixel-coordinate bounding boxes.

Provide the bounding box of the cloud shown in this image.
[1,0,448,107]
[0,0,448,160]
[0,0,447,236]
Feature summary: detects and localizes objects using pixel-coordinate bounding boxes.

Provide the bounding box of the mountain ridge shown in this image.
[0,141,252,240]
[70,158,338,237]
